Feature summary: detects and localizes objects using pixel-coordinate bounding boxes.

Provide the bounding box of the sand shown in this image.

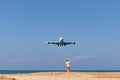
[0,72,120,80]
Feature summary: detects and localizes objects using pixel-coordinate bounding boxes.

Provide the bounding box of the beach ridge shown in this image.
[1,72,120,80]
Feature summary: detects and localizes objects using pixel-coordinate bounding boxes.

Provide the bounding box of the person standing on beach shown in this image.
[65,60,71,72]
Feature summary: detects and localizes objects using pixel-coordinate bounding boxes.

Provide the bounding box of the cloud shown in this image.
[71,55,97,62]
[0,57,38,65]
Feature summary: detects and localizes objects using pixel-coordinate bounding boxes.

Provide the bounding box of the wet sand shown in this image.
[0,72,120,80]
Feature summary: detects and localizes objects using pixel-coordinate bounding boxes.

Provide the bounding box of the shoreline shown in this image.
[0,70,120,74]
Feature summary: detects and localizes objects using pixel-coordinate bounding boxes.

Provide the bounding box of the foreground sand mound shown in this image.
[0,75,16,80]
[31,72,120,78]
[1,72,120,80]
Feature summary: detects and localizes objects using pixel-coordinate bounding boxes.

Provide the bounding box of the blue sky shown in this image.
[0,0,120,70]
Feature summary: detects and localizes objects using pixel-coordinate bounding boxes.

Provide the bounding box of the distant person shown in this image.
[65,60,71,72]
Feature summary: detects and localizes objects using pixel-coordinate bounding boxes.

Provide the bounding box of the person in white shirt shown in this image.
[65,60,71,72]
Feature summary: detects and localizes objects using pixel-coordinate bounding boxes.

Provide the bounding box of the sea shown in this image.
[0,70,120,74]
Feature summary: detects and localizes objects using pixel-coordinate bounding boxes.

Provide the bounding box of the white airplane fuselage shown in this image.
[59,37,64,42]
[58,37,64,46]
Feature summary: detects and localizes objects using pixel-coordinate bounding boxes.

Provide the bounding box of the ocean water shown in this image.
[0,70,120,74]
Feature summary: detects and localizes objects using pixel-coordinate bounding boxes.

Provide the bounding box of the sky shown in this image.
[0,0,120,70]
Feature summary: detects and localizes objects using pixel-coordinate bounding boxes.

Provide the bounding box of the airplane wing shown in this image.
[48,42,60,46]
[64,42,75,46]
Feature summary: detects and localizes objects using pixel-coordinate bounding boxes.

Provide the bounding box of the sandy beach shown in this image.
[0,72,120,80]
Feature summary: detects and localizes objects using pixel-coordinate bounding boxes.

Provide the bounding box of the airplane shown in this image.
[48,37,76,46]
